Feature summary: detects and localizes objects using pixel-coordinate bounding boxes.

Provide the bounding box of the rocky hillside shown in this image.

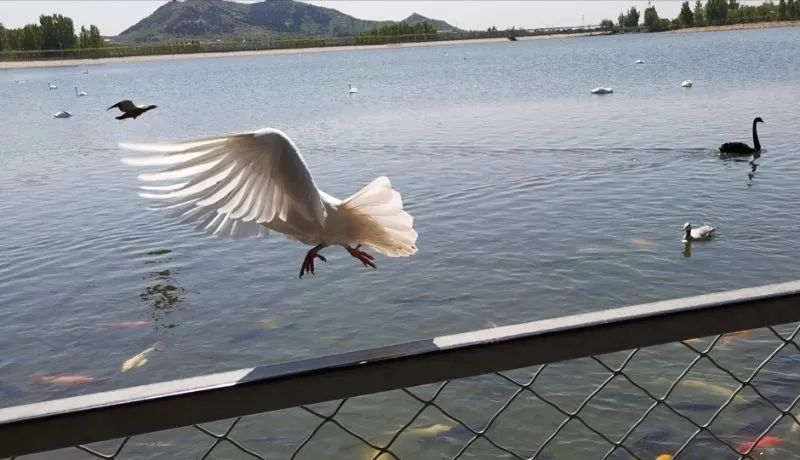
[402,13,460,33]
[118,0,461,42]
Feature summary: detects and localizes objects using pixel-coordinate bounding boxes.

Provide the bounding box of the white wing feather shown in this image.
[121,128,326,239]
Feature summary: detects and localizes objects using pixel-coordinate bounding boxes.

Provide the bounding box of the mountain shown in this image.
[402,13,460,33]
[118,0,460,43]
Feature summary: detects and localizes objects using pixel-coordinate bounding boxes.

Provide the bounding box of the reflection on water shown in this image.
[141,249,184,332]
[749,154,761,184]
[683,242,692,258]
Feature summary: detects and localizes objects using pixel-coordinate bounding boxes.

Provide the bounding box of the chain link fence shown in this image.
[3,283,800,459]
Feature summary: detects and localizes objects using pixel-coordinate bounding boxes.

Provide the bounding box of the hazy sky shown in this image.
[0,1,762,35]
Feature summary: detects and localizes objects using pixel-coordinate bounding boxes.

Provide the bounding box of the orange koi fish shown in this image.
[32,375,93,385]
[738,435,781,453]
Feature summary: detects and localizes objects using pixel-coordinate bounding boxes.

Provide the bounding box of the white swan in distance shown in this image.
[75,86,87,96]
[682,80,693,88]
[348,82,358,94]
[53,111,72,118]
[591,87,614,95]
[48,82,57,90]
[635,59,644,64]
[682,223,716,242]
[120,128,418,278]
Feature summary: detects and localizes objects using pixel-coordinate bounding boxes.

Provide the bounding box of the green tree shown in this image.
[5,28,20,50]
[88,25,103,47]
[624,6,641,27]
[643,5,662,30]
[0,23,5,51]
[679,1,695,26]
[618,13,625,27]
[778,0,788,19]
[39,14,76,50]
[599,19,615,30]
[78,25,89,48]
[789,0,798,19]
[705,0,729,25]
[358,22,437,39]
[694,0,706,26]
[20,24,42,50]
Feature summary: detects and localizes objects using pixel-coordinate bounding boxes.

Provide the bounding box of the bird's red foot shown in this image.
[299,244,327,279]
[346,244,376,269]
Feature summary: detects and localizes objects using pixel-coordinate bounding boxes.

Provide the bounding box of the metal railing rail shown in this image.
[2,280,800,458]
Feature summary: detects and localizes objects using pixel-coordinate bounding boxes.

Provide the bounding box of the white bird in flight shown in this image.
[121,128,418,278]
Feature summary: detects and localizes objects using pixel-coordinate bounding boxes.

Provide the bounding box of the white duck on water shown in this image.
[682,80,693,88]
[348,82,358,94]
[591,87,613,95]
[682,223,716,243]
[120,128,418,278]
[53,111,72,118]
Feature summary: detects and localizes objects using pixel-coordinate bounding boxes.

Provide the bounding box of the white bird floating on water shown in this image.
[53,111,72,118]
[348,82,358,94]
[682,80,693,88]
[120,128,418,278]
[591,87,614,95]
[635,59,644,64]
[48,82,57,90]
[75,86,87,97]
[682,223,716,242]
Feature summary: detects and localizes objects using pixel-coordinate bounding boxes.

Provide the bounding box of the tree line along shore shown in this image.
[604,0,800,32]
[2,1,800,63]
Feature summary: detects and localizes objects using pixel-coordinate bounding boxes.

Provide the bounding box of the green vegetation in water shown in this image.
[601,0,800,33]
[140,250,185,332]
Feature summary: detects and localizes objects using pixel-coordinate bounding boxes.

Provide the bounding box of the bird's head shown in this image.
[754,117,765,124]
[683,223,692,231]
[146,105,158,111]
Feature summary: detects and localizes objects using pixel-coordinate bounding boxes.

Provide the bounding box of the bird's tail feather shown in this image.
[340,177,418,257]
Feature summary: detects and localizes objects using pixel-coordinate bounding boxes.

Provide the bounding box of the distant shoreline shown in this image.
[0,32,598,71]
[3,20,799,71]
[664,20,800,34]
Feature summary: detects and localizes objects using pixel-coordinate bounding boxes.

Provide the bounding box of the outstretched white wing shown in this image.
[121,128,326,239]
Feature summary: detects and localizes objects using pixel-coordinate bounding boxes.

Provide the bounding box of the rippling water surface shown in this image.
[2,28,800,458]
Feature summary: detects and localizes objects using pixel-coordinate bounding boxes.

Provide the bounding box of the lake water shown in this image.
[3,27,800,459]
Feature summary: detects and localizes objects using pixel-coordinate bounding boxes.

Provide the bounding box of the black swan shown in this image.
[719,117,764,155]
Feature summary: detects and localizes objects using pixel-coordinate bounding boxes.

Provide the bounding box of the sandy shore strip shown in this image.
[665,20,800,34]
[0,32,600,71]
